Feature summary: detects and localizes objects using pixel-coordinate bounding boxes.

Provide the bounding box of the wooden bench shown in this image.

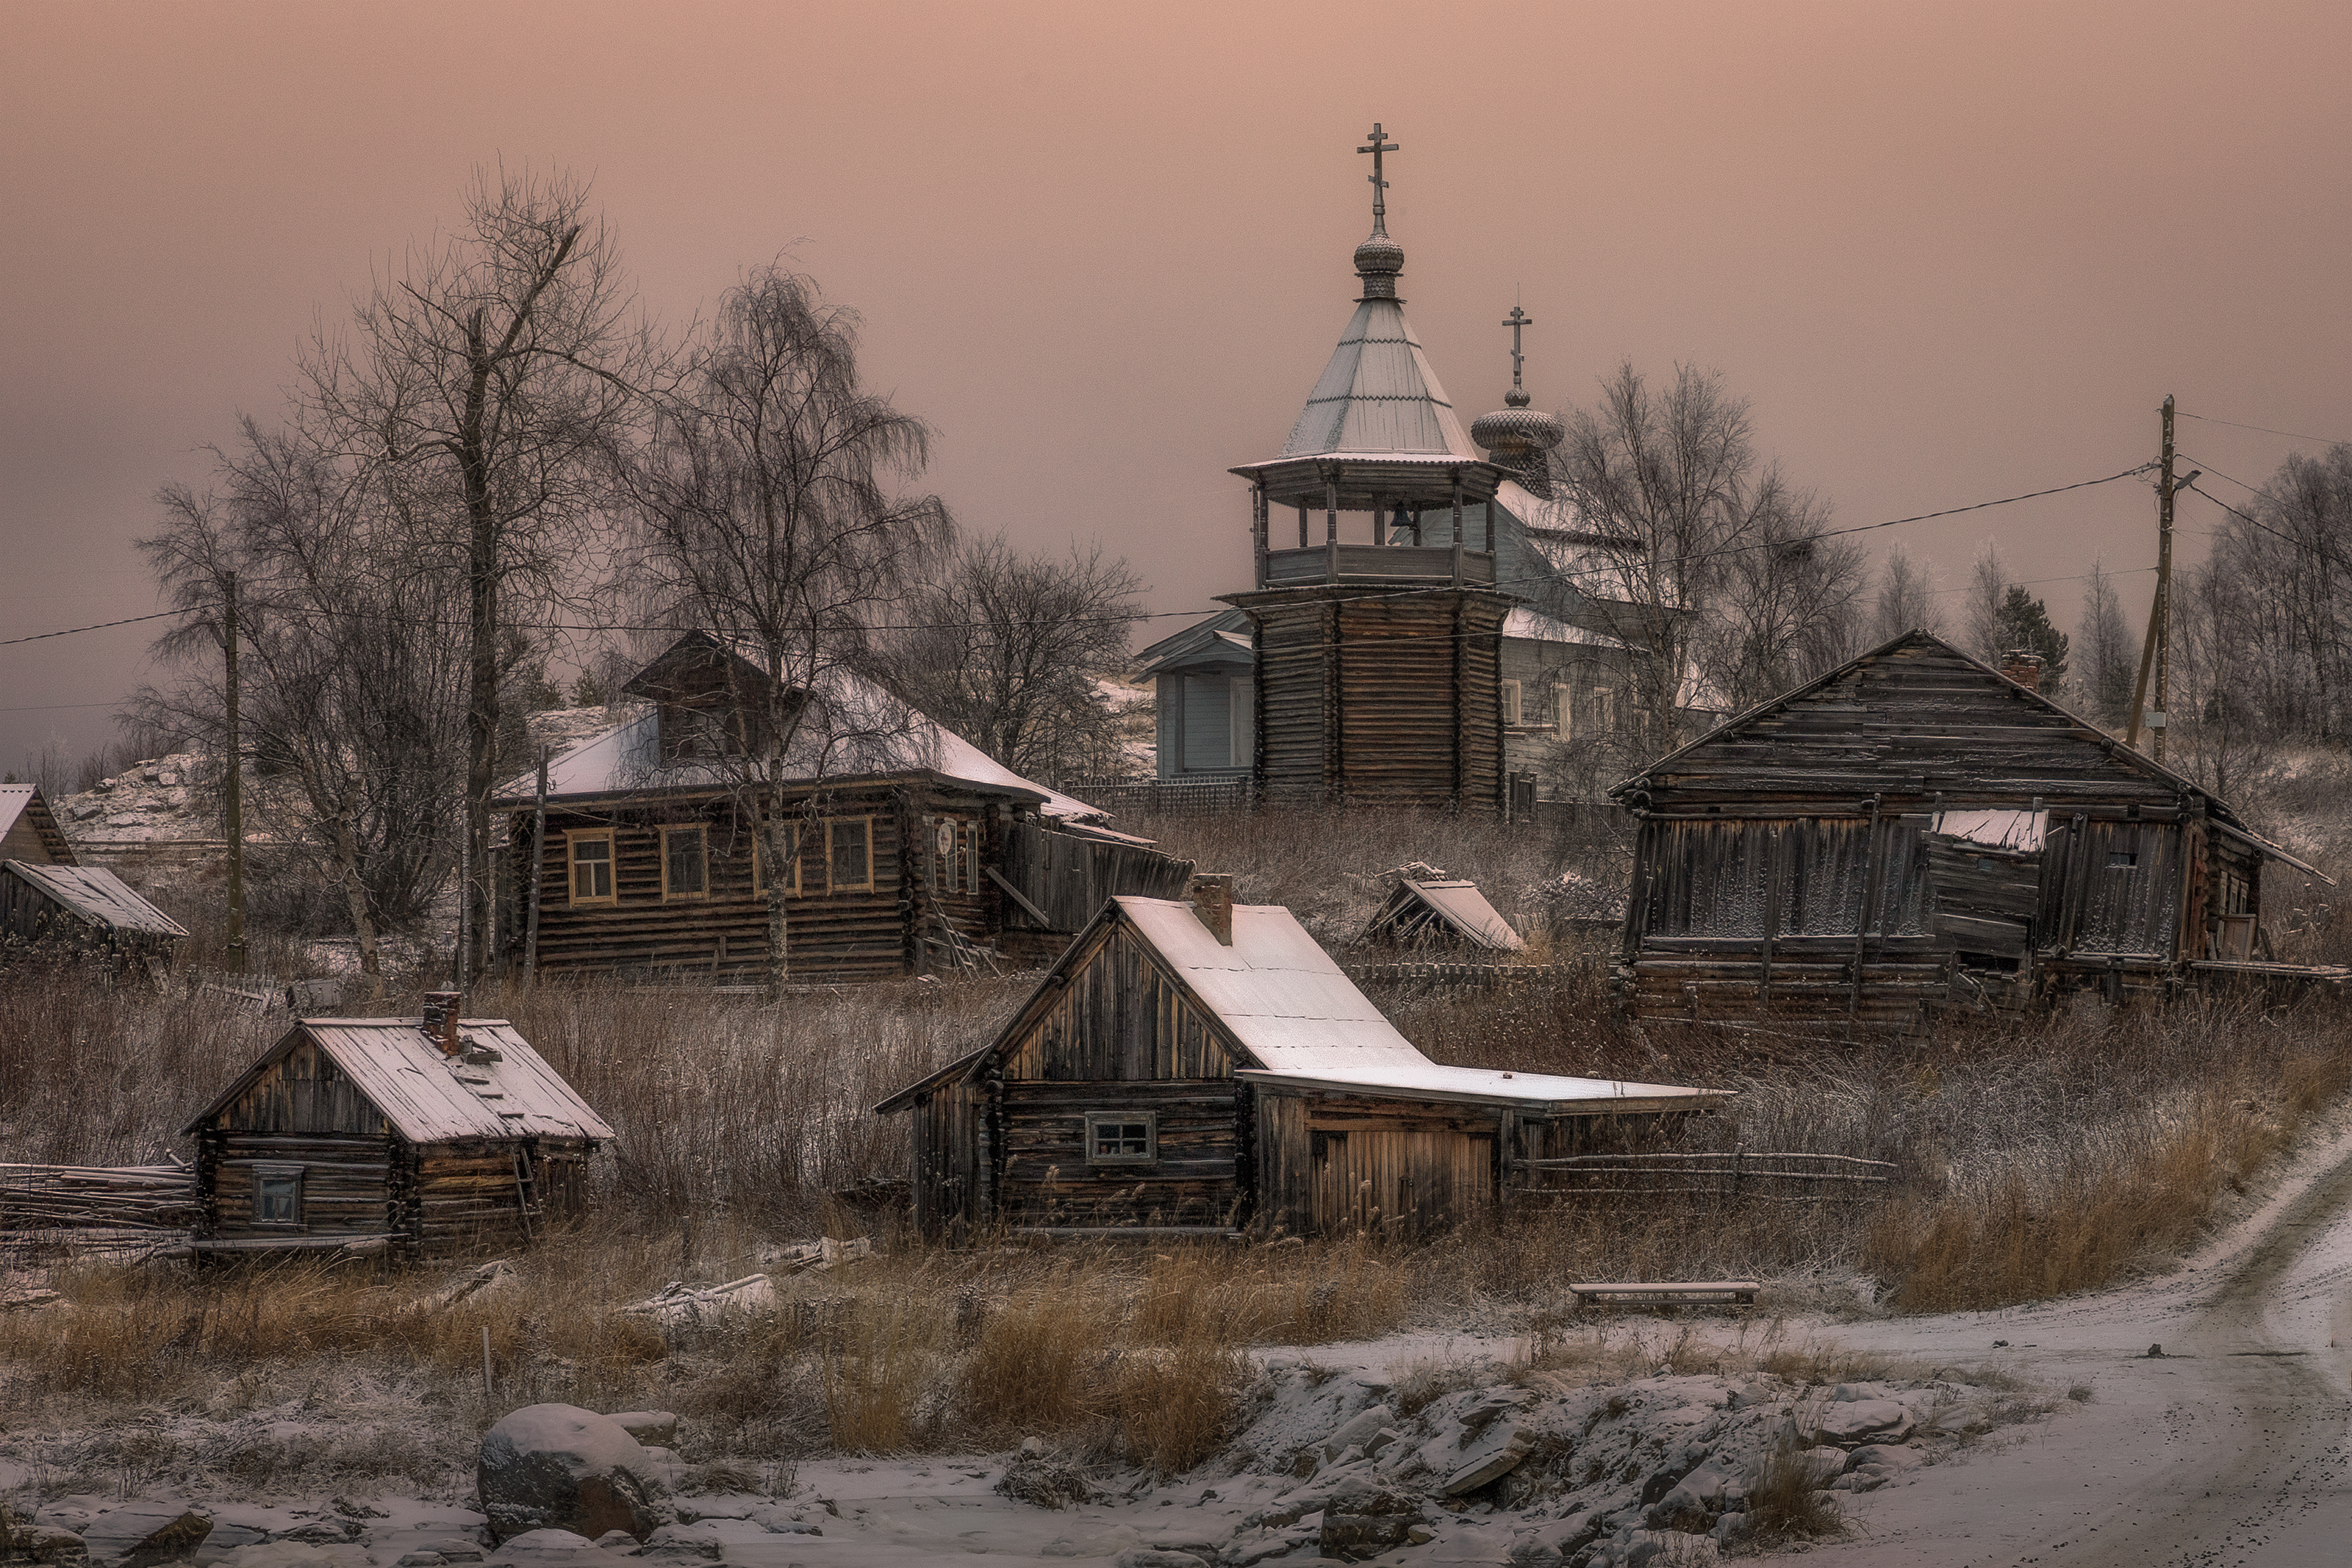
[1568,1279,1760,1306]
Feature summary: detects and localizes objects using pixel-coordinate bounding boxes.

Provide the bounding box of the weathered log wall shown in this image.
[994,1079,1241,1228]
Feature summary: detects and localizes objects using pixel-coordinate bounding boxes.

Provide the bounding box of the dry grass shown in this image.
[1739,1439,1846,1544]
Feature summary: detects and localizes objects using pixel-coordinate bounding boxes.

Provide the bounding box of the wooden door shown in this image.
[1311,1125,1494,1237]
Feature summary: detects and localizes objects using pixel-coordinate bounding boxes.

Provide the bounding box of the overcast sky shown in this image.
[5,0,2349,773]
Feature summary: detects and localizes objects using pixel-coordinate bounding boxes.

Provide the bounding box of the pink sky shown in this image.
[5,0,2349,770]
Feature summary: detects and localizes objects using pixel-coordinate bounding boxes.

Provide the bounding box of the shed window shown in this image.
[662,826,707,899]
[2107,850,2139,869]
[252,1165,303,1227]
[569,832,614,904]
[827,817,872,891]
[1086,1112,1157,1164]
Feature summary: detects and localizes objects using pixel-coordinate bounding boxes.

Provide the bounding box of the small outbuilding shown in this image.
[0,858,187,968]
[1363,864,1525,951]
[1611,630,2331,1029]
[181,995,612,1257]
[875,880,1723,1239]
[0,785,75,865]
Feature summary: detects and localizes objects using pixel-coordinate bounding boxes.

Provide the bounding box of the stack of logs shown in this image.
[0,1162,198,1231]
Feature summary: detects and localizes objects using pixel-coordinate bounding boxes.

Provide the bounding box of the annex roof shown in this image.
[1136,608,1257,677]
[1,860,186,938]
[1236,1062,1724,1115]
[182,1018,615,1143]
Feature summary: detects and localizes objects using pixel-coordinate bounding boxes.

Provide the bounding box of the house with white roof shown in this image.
[491,630,1191,982]
[875,878,1724,1238]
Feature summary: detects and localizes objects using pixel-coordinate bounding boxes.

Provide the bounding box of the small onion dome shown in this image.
[1471,403,1564,455]
[1354,231,1404,298]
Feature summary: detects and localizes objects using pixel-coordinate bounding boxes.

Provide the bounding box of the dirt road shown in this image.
[1808,1123,2352,1566]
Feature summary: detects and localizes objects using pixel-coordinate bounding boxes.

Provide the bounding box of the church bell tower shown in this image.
[1221,124,1518,812]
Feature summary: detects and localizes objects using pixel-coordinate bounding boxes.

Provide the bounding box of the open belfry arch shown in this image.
[1222,124,1518,812]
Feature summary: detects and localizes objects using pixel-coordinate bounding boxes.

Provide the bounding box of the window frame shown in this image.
[568,830,616,906]
[251,1162,305,1229]
[1499,678,1524,727]
[825,815,875,893]
[660,824,709,902]
[1084,1110,1158,1166]
[1553,682,1573,741]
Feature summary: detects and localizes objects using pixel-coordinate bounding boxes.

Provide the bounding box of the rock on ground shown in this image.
[79,1506,212,1568]
[477,1405,673,1544]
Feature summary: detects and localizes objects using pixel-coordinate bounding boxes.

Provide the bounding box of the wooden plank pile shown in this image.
[0,1162,198,1232]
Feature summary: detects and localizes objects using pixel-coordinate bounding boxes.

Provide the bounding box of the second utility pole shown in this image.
[2126,394,2176,762]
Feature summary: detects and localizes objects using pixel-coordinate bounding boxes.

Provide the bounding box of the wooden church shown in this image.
[1611,630,2327,1029]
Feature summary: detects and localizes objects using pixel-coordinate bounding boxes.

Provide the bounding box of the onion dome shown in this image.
[1353,230,1404,298]
[1474,306,1562,483]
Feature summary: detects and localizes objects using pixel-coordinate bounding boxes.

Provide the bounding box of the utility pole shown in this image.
[2125,395,2176,761]
[223,571,246,975]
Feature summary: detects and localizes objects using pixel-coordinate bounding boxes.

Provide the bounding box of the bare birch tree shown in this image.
[302,166,662,977]
[1692,475,1868,714]
[140,421,468,994]
[882,536,1142,778]
[1552,362,1767,750]
[618,266,952,1001]
[1869,545,1945,642]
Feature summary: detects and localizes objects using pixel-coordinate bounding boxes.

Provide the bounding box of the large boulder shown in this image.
[478,1405,673,1544]
[80,1506,212,1568]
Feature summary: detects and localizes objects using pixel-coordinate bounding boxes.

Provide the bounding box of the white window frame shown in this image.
[1085,1111,1158,1165]
[825,816,875,892]
[1591,686,1616,734]
[660,824,708,902]
[568,830,615,905]
[1500,678,1524,727]
[1553,683,1573,741]
[1228,675,1253,770]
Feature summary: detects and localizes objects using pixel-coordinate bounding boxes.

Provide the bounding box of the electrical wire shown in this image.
[0,465,2159,650]
[2177,410,2351,447]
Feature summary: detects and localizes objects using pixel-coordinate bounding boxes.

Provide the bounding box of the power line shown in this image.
[0,609,181,648]
[0,464,2157,650]
[2176,409,2351,447]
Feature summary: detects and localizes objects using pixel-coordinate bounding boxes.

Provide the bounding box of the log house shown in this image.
[181,997,612,1257]
[1612,630,2330,1029]
[876,881,1724,1239]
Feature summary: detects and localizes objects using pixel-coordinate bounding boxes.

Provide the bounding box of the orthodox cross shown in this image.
[1358,123,1400,231]
[1503,305,1534,392]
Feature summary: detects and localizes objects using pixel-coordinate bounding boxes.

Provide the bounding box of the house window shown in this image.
[662,702,741,761]
[928,817,982,895]
[1554,683,1572,741]
[1229,675,1253,769]
[1591,686,1616,733]
[1500,679,1524,727]
[1086,1111,1157,1165]
[252,1164,304,1227]
[569,832,614,904]
[827,817,872,891]
[662,827,707,899]
[2107,850,2139,870]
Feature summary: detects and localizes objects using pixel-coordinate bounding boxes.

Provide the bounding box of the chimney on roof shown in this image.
[421,990,462,1056]
[1999,650,2045,693]
[1189,874,1235,946]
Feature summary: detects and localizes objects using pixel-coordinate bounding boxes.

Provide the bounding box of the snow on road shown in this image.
[1802,1113,2352,1567]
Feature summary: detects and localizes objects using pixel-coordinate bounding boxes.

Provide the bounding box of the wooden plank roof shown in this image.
[1,860,184,936]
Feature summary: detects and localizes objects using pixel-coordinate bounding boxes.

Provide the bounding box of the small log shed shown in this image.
[0,858,187,967]
[1363,867,1526,952]
[0,785,75,866]
[1612,630,2332,1030]
[875,880,1724,1240]
[181,995,612,1258]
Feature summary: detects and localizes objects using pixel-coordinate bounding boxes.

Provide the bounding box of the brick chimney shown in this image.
[1189,874,1235,946]
[420,990,462,1056]
[1999,650,2045,693]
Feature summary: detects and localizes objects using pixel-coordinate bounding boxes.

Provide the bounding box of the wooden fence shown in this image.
[1513,1150,1895,1204]
[1053,774,1255,818]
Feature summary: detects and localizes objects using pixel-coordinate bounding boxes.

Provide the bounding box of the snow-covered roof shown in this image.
[491,666,1102,824]
[182,1018,615,1144]
[1935,809,2045,852]
[1367,877,1525,952]
[1,860,186,938]
[1502,607,1639,650]
[877,894,1723,1115]
[1276,299,1477,460]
